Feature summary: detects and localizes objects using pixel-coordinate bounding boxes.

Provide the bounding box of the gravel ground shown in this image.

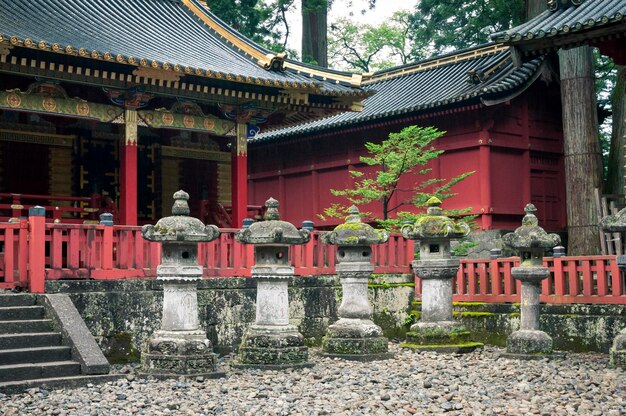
[1,345,624,416]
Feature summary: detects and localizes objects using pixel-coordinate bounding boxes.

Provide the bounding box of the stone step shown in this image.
[0,333,62,350]
[405,329,472,345]
[0,319,54,334]
[0,306,45,320]
[0,361,81,382]
[0,295,37,307]
[0,374,120,395]
[0,346,71,365]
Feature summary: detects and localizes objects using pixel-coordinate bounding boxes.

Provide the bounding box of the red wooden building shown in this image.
[0,0,369,228]
[249,44,566,233]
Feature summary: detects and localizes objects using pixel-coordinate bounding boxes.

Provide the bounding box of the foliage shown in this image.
[318,125,475,232]
[409,0,525,53]
[206,0,296,52]
[328,11,424,72]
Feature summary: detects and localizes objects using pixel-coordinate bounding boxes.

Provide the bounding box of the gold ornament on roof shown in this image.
[51,43,60,51]
[140,58,148,66]
[151,60,159,68]
[184,66,192,74]
[174,64,181,72]
[78,48,87,56]
[116,54,125,63]
[104,52,112,60]
[195,68,203,76]
[162,62,170,70]
[128,56,137,64]
[10,36,19,45]
[24,38,33,47]
[65,45,73,54]
[91,50,99,58]
[38,41,46,49]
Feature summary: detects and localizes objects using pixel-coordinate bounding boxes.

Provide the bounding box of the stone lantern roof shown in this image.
[502,203,561,251]
[142,190,220,242]
[322,206,389,246]
[601,207,626,232]
[401,197,470,241]
[235,198,310,245]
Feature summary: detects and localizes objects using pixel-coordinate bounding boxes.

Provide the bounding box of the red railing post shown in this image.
[28,206,46,293]
[100,213,114,270]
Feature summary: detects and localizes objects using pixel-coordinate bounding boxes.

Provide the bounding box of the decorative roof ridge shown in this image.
[364,44,509,85]
[183,0,365,88]
[491,0,626,43]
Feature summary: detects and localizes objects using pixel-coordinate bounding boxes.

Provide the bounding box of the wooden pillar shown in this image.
[559,46,603,255]
[120,109,138,226]
[28,206,46,293]
[231,123,248,228]
[479,134,492,230]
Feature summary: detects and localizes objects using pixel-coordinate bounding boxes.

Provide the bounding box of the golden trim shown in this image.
[365,44,509,84]
[0,128,74,147]
[161,145,231,163]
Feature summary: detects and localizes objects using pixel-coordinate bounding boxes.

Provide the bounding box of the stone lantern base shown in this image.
[140,330,225,378]
[500,330,565,360]
[234,325,313,369]
[401,322,483,353]
[321,318,392,361]
[609,329,626,367]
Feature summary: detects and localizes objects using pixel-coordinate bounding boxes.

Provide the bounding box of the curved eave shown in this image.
[252,56,544,146]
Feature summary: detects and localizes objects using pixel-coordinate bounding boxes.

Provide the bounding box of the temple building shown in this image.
[250,43,566,234]
[0,0,369,227]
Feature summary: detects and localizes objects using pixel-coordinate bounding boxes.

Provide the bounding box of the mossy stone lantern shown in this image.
[234,197,313,369]
[601,208,626,367]
[502,203,562,359]
[321,206,392,361]
[401,197,481,353]
[140,190,223,377]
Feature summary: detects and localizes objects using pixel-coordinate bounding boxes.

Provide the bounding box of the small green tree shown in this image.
[319,125,474,231]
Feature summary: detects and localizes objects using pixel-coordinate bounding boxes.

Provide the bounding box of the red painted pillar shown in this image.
[28,206,46,293]
[479,137,492,230]
[231,123,248,228]
[120,109,138,226]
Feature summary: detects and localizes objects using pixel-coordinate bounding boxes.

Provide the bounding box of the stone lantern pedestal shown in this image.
[234,198,313,369]
[140,191,224,377]
[321,206,392,361]
[502,204,563,360]
[601,211,626,367]
[401,198,482,353]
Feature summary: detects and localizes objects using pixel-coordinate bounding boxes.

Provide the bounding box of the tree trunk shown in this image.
[606,66,626,196]
[559,46,603,255]
[301,0,328,67]
[525,0,545,20]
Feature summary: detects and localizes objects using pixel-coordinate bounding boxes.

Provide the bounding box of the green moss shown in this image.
[453,302,487,306]
[510,313,520,317]
[368,283,415,289]
[400,341,483,351]
[455,311,495,318]
[105,332,140,364]
[411,301,422,306]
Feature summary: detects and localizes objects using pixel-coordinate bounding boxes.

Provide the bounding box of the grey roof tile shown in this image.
[0,0,365,96]
[253,44,544,144]
[492,0,626,44]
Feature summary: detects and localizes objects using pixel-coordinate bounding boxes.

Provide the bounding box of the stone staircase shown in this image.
[0,294,113,393]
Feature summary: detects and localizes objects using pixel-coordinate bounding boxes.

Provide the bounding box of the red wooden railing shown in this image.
[0,216,413,291]
[0,213,624,305]
[0,193,118,224]
[413,255,626,304]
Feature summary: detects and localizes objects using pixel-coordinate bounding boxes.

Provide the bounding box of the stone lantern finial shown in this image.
[263,197,280,221]
[171,190,190,216]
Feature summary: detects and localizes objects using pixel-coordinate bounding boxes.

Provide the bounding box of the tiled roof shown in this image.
[253,44,545,144]
[491,0,626,47]
[0,0,365,96]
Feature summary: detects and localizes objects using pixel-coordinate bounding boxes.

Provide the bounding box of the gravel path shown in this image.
[1,345,624,416]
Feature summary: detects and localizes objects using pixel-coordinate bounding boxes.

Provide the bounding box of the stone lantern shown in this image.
[234,197,312,369]
[401,197,481,352]
[502,203,561,359]
[140,190,222,377]
[600,208,626,367]
[321,206,392,360]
